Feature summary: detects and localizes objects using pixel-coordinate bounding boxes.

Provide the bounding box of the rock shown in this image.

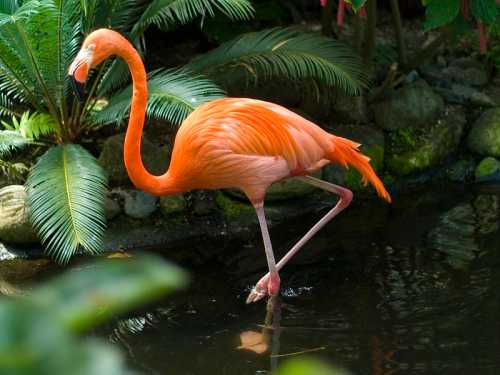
[467,108,500,157]
[0,185,38,244]
[474,157,500,182]
[160,195,185,216]
[419,64,452,88]
[323,124,385,192]
[446,159,476,183]
[188,190,219,216]
[122,190,158,219]
[332,94,369,124]
[104,196,121,220]
[98,133,170,186]
[374,80,444,131]
[443,66,488,87]
[449,56,484,71]
[435,84,496,107]
[386,106,466,176]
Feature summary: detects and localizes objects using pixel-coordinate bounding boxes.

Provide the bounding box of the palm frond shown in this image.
[4,111,59,138]
[186,27,369,95]
[131,0,254,38]
[92,69,225,126]
[0,0,19,14]
[27,144,108,264]
[79,0,140,34]
[0,129,32,157]
[0,92,17,117]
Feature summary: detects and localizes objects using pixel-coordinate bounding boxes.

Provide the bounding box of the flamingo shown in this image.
[68,29,391,304]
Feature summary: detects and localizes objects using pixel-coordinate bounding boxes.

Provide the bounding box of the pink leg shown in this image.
[246,176,352,303]
[246,203,281,304]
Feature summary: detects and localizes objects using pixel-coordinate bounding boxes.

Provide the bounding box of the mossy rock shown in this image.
[160,195,185,216]
[386,107,466,176]
[215,192,254,219]
[475,157,500,182]
[323,124,385,192]
[467,108,500,157]
[374,80,444,131]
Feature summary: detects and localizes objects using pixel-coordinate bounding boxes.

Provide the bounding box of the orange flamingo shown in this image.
[69,29,391,303]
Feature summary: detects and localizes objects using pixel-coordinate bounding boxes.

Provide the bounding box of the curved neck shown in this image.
[119,40,179,196]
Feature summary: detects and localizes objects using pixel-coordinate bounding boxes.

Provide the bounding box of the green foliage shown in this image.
[2,111,59,138]
[187,28,368,95]
[94,69,226,127]
[471,0,498,23]
[133,0,254,37]
[423,0,500,30]
[26,144,107,264]
[0,254,187,375]
[275,358,352,375]
[344,0,367,11]
[31,254,188,332]
[424,0,460,30]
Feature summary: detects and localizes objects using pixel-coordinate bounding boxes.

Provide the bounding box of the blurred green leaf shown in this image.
[424,0,460,30]
[0,302,132,375]
[0,254,184,374]
[274,358,352,375]
[31,254,188,332]
[471,0,498,23]
[344,0,367,11]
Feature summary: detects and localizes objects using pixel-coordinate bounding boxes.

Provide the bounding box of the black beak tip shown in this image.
[69,74,86,102]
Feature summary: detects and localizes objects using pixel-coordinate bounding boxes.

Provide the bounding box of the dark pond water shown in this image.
[91,183,500,375]
[7,183,500,375]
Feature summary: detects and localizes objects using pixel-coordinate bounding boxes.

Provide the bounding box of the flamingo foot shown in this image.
[246,272,280,304]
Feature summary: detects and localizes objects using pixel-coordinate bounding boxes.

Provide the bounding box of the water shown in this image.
[94,183,500,374]
[8,184,500,374]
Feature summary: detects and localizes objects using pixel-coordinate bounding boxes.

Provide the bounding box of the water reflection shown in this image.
[94,185,500,375]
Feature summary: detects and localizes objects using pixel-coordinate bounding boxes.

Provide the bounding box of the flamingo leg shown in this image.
[246,175,352,304]
[246,204,281,304]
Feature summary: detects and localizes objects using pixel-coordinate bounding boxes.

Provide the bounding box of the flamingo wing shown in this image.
[167,98,332,199]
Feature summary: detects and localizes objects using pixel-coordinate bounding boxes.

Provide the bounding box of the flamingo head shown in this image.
[68,28,125,101]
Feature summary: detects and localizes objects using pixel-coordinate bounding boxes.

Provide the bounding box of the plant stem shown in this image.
[321,0,334,36]
[362,0,377,66]
[389,0,406,65]
[353,11,364,53]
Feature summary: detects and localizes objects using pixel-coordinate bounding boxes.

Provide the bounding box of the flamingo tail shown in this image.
[328,135,391,202]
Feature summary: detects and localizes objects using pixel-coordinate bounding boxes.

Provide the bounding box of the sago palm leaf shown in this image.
[186,27,369,95]
[98,0,253,97]
[2,111,59,138]
[0,92,17,117]
[92,69,225,126]
[0,0,19,14]
[132,0,254,38]
[27,144,108,264]
[79,0,140,34]
[0,130,31,157]
[0,0,81,122]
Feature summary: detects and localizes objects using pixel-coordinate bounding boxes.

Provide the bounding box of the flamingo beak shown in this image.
[68,46,94,102]
[69,75,85,102]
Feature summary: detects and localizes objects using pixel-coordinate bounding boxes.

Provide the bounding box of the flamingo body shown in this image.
[69,29,390,304]
[168,98,331,202]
